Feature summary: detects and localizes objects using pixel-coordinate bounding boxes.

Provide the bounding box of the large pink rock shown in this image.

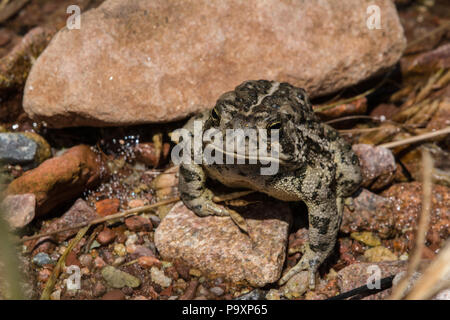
[23,0,406,128]
[154,201,292,287]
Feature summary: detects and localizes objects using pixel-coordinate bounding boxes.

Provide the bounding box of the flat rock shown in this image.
[154,200,293,287]
[23,0,406,128]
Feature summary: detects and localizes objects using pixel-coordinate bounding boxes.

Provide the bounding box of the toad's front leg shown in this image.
[279,197,343,289]
[179,162,230,217]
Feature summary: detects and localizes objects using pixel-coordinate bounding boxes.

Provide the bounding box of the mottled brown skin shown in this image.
[178,80,362,288]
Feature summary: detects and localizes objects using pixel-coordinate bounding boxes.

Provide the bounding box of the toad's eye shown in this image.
[267,121,281,131]
[211,107,220,122]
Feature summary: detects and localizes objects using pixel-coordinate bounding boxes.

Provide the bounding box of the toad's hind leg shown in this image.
[279,197,344,289]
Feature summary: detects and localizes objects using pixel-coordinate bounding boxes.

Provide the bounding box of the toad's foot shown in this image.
[278,243,323,289]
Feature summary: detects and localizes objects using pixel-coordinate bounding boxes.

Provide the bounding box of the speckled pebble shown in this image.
[150,267,172,288]
[32,252,53,266]
[209,286,224,297]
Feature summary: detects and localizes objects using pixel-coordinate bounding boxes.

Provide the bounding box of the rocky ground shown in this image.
[0,0,449,300]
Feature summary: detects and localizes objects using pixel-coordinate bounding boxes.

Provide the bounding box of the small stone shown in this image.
[148,215,161,228]
[101,266,141,289]
[236,289,267,300]
[129,245,155,259]
[114,244,126,257]
[128,199,146,208]
[94,257,106,269]
[65,251,80,267]
[281,271,309,299]
[266,289,281,300]
[93,282,107,297]
[125,233,138,247]
[179,280,198,300]
[79,254,93,268]
[138,256,162,268]
[113,257,126,266]
[97,228,116,245]
[1,193,36,229]
[351,232,381,247]
[95,199,120,217]
[189,268,202,277]
[32,252,53,266]
[102,289,126,300]
[151,267,172,288]
[50,289,61,300]
[209,286,224,297]
[125,215,152,231]
[34,198,99,244]
[364,246,398,262]
[352,144,396,190]
[434,289,450,300]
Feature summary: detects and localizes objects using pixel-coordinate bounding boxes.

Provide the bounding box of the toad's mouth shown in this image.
[203,141,291,164]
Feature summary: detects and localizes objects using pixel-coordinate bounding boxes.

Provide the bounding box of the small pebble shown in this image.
[189,268,202,277]
[114,243,126,257]
[50,289,61,300]
[151,267,172,288]
[102,289,126,300]
[209,286,224,297]
[32,252,53,266]
[138,256,162,268]
[97,228,116,245]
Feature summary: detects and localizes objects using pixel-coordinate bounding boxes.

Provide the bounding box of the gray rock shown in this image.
[0,133,37,165]
[32,252,54,266]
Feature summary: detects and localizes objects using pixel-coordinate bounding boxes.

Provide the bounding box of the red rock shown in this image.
[159,285,173,297]
[101,289,126,300]
[134,143,161,167]
[128,199,146,209]
[65,251,80,267]
[94,257,106,269]
[179,279,199,300]
[36,199,99,243]
[352,144,396,190]
[6,145,102,217]
[95,199,120,217]
[129,245,155,259]
[23,0,405,128]
[97,228,116,245]
[137,256,162,268]
[125,215,152,232]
